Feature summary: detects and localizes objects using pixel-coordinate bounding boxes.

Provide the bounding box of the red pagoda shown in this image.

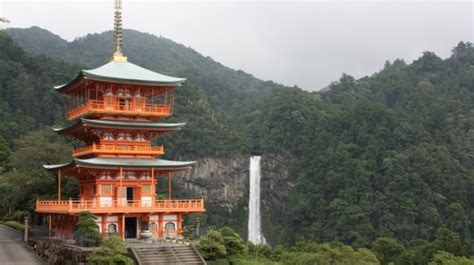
[35,0,204,240]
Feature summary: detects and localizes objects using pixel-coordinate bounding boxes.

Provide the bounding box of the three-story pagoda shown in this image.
[35,0,204,240]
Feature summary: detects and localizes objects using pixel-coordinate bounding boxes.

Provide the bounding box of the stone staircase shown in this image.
[132,245,206,265]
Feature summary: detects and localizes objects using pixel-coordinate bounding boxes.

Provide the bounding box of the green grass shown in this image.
[2,221,33,235]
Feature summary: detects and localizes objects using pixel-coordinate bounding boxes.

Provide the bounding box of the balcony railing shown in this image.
[66,98,172,120]
[72,143,164,157]
[36,199,205,214]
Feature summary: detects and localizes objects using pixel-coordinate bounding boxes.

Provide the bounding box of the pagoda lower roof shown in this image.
[44,157,196,172]
[55,60,186,92]
[54,118,185,135]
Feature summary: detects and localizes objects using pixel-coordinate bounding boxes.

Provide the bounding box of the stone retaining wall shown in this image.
[28,239,94,265]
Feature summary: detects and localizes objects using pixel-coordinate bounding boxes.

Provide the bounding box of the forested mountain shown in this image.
[258,46,474,254]
[6,27,284,117]
[0,31,78,145]
[1,26,473,263]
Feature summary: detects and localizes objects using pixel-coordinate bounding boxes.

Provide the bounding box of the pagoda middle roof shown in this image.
[54,118,186,135]
[55,60,186,91]
[44,157,196,172]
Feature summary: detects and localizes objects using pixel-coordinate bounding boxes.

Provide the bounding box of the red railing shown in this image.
[72,144,164,157]
[66,98,172,120]
[36,199,205,214]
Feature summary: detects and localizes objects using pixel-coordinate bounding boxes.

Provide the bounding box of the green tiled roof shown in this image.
[81,118,185,128]
[55,60,185,90]
[44,158,196,171]
[53,118,186,134]
[83,61,185,84]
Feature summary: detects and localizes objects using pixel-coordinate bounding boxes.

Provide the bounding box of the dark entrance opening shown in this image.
[125,217,137,239]
[126,187,134,202]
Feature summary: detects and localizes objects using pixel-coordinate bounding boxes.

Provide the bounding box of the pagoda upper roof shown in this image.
[55,60,186,91]
[54,118,186,135]
[44,157,195,172]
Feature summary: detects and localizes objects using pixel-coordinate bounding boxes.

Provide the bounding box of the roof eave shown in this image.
[82,72,186,87]
[75,159,196,170]
[54,72,86,93]
[53,119,187,135]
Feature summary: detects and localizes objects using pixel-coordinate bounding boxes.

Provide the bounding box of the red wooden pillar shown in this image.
[48,214,52,237]
[68,215,72,239]
[168,173,171,200]
[65,215,69,239]
[101,215,106,238]
[58,215,62,239]
[121,214,125,240]
[158,214,163,240]
[151,168,155,201]
[177,213,182,238]
[61,215,65,239]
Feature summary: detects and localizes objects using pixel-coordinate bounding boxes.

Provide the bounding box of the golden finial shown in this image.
[111,0,127,62]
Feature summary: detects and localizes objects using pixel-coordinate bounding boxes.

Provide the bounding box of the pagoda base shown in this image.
[44,212,188,242]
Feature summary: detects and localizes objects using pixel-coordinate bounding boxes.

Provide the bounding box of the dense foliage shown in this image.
[198,227,473,264]
[258,43,474,253]
[198,228,380,264]
[75,211,102,247]
[0,31,77,146]
[0,27,473,259]
[87,236,133,265]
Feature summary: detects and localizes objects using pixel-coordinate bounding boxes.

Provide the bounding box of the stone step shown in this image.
[133,245,206,265]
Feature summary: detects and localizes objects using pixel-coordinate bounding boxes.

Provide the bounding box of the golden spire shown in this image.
[111,0,127,62]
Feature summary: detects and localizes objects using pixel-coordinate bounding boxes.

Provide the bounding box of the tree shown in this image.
[271,245,286,261]
[428,251,474,265]
[0,136,11,173]
[220,227,246,256]
[282,242,379,265]
[372,237,406,265]
[74,211,101,247]
[254,243,272,259]
[434,227,468,257]
[0,18,9,30]
[87,236,133,265]
[198,230,227,261]
[12,129,71,173]
[397,240,439,265]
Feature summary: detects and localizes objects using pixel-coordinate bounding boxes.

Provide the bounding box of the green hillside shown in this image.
[258,46,474,253]
[1,27,473,262]
[0,31,78,145]
[6,27,284,116]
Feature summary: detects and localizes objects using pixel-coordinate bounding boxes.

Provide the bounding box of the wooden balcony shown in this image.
[66,98,172,120]
[35,199,205,214]
[72,143,164,157]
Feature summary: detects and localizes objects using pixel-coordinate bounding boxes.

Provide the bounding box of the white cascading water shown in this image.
[248,156,266,244]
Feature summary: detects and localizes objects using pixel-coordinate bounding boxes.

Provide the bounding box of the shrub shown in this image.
[87,236,133,265]
[198,230,227,261]
[3,220,33,235]
[271,245,286,261]
[434,227,468,257]
[255,243,272,259]
[428,251,474,265]
[75,211,101,247]
[220,227,246,256]
[372,237,405,265]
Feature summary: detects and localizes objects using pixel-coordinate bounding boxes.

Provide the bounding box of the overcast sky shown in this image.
[1,0,473,91]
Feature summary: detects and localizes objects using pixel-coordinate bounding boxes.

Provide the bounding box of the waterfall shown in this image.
[248,155,266,244]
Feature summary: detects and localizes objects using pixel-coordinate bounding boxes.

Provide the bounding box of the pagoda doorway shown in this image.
[125,217,137,239]
[126,187,134,203]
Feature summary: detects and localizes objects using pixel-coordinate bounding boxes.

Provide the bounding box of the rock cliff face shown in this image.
[178,155,248,210]
[175,153,293,240]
